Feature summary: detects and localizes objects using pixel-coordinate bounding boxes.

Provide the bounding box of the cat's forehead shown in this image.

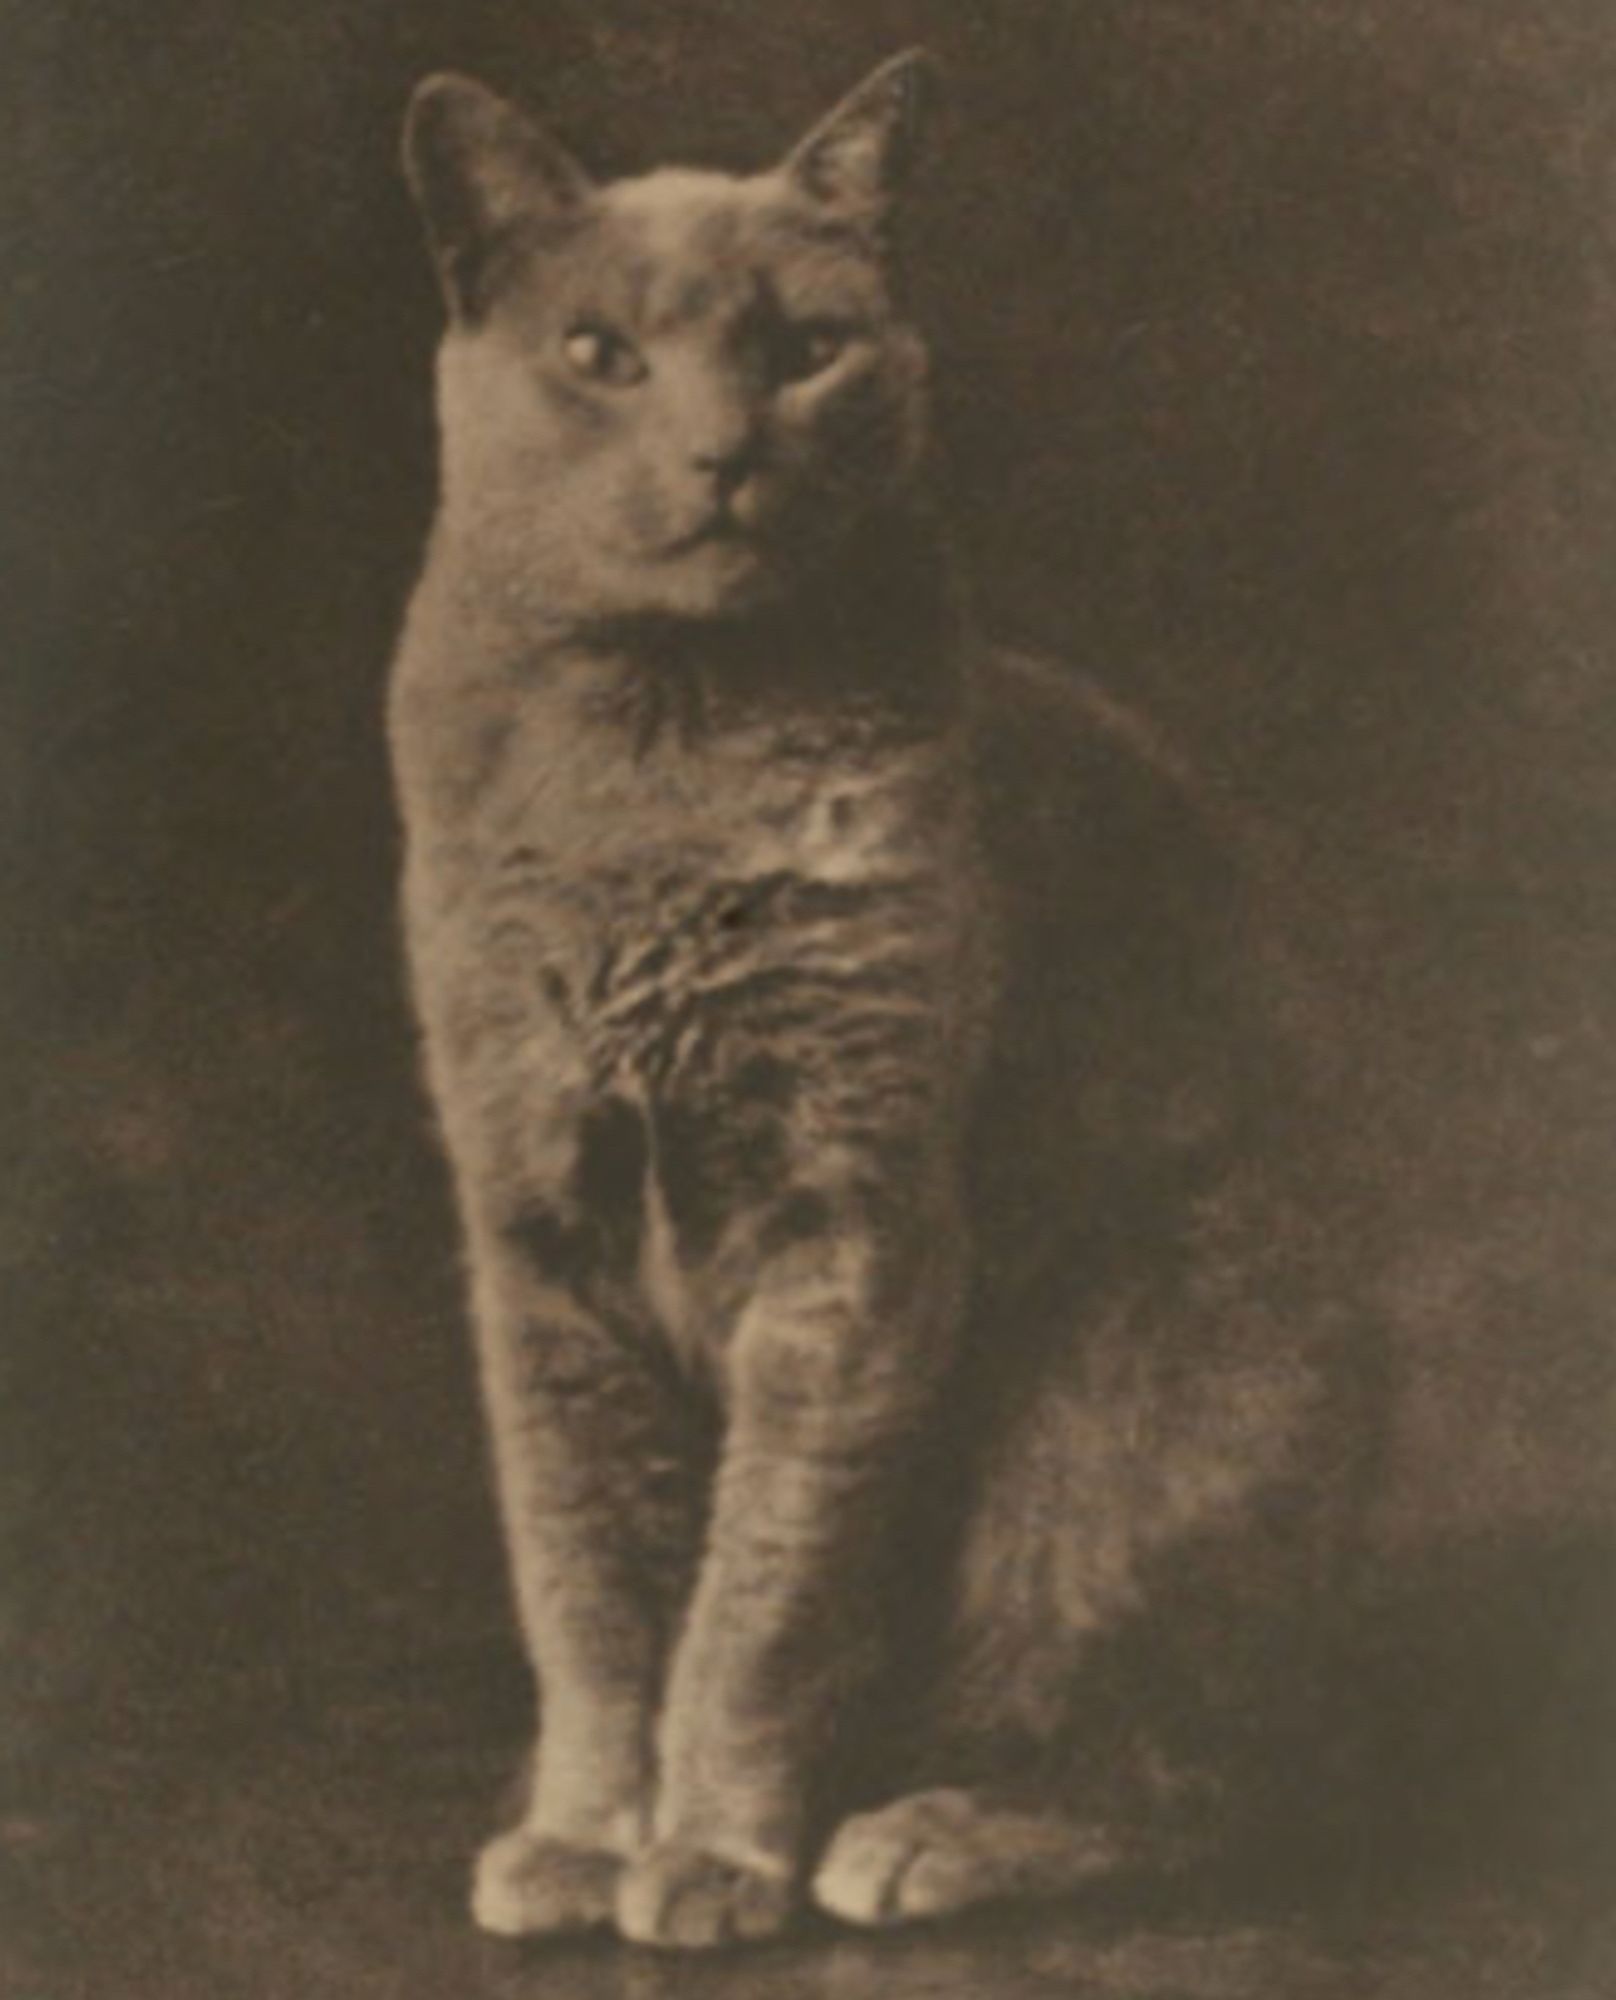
[531,167,883,329]
[601,168,766,250]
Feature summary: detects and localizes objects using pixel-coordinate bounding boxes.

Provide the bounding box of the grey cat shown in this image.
[390,50,1373,1950]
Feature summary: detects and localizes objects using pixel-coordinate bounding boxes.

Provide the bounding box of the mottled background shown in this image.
[3,1,1614,1993]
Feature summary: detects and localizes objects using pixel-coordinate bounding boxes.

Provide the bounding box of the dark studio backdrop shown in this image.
[4,0,1616,1937]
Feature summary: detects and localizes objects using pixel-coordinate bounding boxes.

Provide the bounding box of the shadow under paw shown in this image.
[617,1838,797,1949]
[473,1826,623,1937]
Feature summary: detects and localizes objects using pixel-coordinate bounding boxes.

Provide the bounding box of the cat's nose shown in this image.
[690,430,760,500]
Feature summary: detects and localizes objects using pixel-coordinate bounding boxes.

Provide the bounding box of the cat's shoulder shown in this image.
[966,643,1223,876]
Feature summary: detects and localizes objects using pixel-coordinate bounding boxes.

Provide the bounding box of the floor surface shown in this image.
[7,1722,1611,2000]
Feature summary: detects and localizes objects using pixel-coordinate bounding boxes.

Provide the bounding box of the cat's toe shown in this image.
[885,1840,1002,1919]
[472,1827,623,1937]
[616,1839,796,1949]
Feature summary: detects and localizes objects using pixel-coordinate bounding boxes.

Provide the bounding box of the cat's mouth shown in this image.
[656,502,766,563]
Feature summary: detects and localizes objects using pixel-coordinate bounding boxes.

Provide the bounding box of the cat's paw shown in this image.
[472,1826,624,1937]
[813,1788,1117,1928]
[616,1838,797,1949]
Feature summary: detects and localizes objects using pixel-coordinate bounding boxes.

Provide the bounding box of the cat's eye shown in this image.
[562,321,648,388]
[775,319,856,384]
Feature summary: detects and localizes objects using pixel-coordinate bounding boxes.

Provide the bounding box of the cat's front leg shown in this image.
[617,1189,962,1948]
[459,1177,705,1938]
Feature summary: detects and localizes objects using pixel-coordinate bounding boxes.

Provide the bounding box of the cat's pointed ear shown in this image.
[403,73,592,319]
[784,49,938,223]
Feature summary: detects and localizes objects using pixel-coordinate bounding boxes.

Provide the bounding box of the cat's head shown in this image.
[403,53,937,624]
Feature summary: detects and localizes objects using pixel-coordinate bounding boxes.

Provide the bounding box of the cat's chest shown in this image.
[407,688,966,1081]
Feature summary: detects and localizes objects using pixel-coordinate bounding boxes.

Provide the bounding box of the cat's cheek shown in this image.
[561,457,673,582]
[616,471,676,552]
[824,381,915,481]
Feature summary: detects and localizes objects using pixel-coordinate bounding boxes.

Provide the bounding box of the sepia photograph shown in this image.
[4,3,1614,1995]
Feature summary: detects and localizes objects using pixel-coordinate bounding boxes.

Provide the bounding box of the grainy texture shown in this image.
[4,0,1615,1992]
[4,1726,1613,1999]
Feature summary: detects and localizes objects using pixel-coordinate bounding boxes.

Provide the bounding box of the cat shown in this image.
[389,49,1377,1950]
